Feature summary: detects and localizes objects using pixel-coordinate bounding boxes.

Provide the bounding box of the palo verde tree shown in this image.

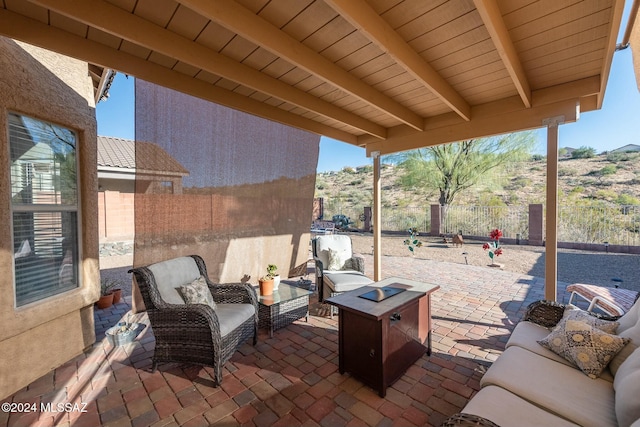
[393,131,536,211]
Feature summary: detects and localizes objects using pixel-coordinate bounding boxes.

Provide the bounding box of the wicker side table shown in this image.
[258,283,313,337]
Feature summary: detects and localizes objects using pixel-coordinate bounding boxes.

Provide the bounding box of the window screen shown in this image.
[9,113,79,306]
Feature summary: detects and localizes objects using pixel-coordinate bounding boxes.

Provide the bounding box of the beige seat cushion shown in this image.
[462,385,579,427]
[324,271,374,293]
[215,304,255,337]
[480,346,617,427]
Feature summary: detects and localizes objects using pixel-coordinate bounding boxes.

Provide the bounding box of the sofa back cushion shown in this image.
[613,347,640,427]
[610,323,640,376]
[148,256,201,305]
[618,296,640,333]
[314,235,352,269]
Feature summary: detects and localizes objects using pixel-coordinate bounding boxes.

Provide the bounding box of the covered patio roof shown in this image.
[0,0,635,299]
[0,0,627,151]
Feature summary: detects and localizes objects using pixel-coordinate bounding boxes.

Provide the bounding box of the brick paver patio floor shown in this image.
[0,254,571,427]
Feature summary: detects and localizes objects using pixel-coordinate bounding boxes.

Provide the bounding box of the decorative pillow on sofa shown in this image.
[538,318,630,378]
[562,305,620,334]
[180,276,217,310]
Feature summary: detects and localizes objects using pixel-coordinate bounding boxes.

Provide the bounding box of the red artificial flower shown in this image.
[489,229,503,240]
[482,243,490,250]
[494,248,503,256]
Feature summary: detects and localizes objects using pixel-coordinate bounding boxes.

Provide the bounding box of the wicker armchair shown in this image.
[129,255,258,386]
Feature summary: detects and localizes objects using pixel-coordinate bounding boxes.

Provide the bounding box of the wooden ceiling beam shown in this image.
[473,0,532,108]
[358,75,600,148]
[324,0,471,121]
[176,0,423,130]
[0,8,358,144]
[26,0,387,139]
[365,98,580,156]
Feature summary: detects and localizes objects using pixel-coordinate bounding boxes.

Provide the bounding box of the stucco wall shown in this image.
[134,80,320,284]
[0,38,99,399]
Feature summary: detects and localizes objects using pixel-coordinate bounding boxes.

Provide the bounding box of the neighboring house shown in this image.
[611,144,640,153]
[561,147,576,158]
[97,136,189,243]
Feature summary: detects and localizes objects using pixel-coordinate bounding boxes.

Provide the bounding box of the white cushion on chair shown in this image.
[314,235,353,268]
[324,271,373,293]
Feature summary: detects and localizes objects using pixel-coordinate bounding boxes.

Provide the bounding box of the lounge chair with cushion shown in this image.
[312,234,374,315]
[129,255,258,386]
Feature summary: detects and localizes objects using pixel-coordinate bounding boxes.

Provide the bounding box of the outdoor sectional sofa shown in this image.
[443,296,640,427]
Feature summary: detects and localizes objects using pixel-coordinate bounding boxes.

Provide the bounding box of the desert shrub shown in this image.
[600,165,617,175]
[569,186,585,194]
[342,166,356,174]
[349,179,363,186]
[531,154,546,161]
[558,168,576,176]
[617,194,640,205]
[607,151,629,162]
[571,146,596,159]
[594,189,618,201]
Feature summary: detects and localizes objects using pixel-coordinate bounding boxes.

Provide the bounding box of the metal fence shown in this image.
[557,205,640,246]
[381,206,429,232]
[322,200,640,246]
[442,205,529,240]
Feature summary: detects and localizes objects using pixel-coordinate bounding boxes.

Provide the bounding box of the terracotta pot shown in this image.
[259,278,274,296]
[96,293,114,309]
[111,289,122,304]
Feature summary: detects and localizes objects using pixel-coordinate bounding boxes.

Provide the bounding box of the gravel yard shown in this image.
[349,233,640,293]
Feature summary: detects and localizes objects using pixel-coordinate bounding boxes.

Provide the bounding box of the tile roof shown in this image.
[97,136,188,175]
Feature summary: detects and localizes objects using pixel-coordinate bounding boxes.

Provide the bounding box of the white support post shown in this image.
[371,151,382,281]
[543,116,563,301]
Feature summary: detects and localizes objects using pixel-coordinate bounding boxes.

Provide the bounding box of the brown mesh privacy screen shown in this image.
[134,79,320,289]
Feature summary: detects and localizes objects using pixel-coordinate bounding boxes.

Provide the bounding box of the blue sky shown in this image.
[97,5,640,173]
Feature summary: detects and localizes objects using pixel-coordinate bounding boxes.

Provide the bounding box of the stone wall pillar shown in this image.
[430,204,441,235]
[529,203,544,246]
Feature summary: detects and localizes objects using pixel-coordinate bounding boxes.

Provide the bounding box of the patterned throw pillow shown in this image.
[563,305,620,334]
[538,318,630,378]
[180,276,217,310]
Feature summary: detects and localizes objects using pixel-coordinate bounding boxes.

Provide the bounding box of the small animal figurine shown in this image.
[452,234,464,247]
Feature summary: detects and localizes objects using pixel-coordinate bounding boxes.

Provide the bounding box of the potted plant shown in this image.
[107,279,123,304]
[97,279,115,309]
[258,264,278,296]
[268,264,280,291]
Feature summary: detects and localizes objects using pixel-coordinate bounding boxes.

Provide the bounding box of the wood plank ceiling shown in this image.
[0,0,625,155]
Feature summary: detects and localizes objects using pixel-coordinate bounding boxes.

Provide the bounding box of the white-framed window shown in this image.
[9,113,80,306]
